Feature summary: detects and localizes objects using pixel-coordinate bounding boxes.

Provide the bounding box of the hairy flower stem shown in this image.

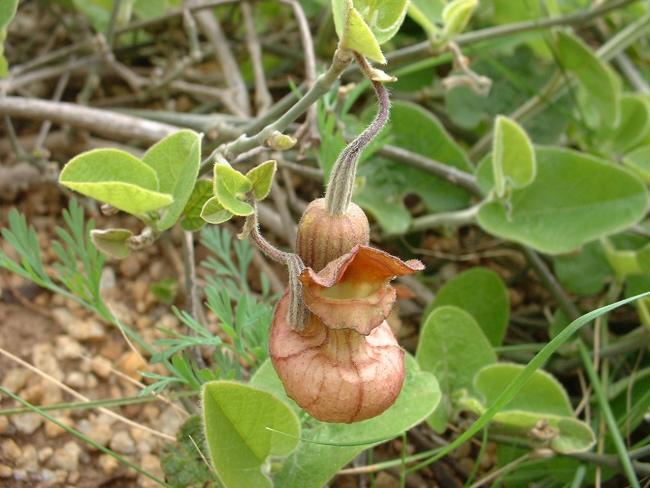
[325,55,391,215]
[240,206,306,329]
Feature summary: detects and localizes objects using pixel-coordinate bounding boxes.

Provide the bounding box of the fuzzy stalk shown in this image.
[240,205,307,329]
[325,54,391,215]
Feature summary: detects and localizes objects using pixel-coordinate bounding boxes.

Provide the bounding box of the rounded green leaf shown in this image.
[246,160,277,201]
[599,94,650,155]
[59,148,173,215]
[251,355,440,488]
[425,267,510,346]
[90,228,133,259]
[213,163,254,216]
[332,0,407,62]
[367,0,410,44]
[474,363,572,416]
[553,241,613,296]
[477,147,648,254]
[181,179,213,231]
[623,145,650,183]
[555,31,620,129]
[201,196,234,224]
[493,115,536,198]
[0,0,18,29]
[143,130,202,230]
[416,306,496,432]
[442,0,478,36]
[202,381,300,488]
[344,6,385,63]
[489,410,595,454]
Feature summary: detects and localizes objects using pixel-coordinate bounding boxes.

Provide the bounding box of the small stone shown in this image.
[98,454,118,474]
[138,454,163,488]
[53,307,105,341]
[69,318,105,342]
[110,430,135,454]
[11,412,43,434]
[101,340,124,360]
[66,371,86,389]
[79,416,112,447]
[38,447,53,462]
[17,445,38,472]
[32,343,63,381]
[120,254,142,278]
[91,356,113,379]
[0,415,9,434]
[86,374,98,389]
[0,465,11,478]
[68,470,81,484]
[1,438,22,461]
[2,368,32,392]
[12,468,27,481]
[55,335,84,359]
[159,406,183,436]
[142,405,159,422]
[51,441,81,471]
[44,415,71,438]
[118,351,146,379]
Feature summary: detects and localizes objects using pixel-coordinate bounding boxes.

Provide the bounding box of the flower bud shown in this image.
[296,198,369,272]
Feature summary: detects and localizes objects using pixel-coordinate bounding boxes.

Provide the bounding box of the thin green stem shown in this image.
[578,340,640,488]
[409,205,481,233]
[0,391,197,417]
[206,49,353,165]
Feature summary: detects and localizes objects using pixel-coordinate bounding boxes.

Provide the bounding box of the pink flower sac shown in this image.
[270,201,424,423]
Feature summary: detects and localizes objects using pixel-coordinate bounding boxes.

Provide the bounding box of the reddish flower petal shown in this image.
[270,293,405,423]
[300,245,424,335]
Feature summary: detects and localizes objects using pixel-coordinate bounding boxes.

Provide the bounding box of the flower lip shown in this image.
[299,245,424,335]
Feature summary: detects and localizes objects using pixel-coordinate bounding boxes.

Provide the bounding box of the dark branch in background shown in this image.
[187,0,250,116]
[182,231,208,370]
[382,0,641,68]
[379,145,482,196]
[0,97,177,144]
[242,0,272,114]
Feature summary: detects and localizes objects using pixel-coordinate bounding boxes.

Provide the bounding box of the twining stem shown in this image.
[325,55,391,215]
[207,48,353,164]
[241,205,307,330]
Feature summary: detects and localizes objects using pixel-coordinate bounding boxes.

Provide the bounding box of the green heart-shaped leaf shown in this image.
[201,196,234,224]
[624,145,650,183]
[416,306,496,432]
[202,381,300,488]
[424,268,510,346]
[555,31,620,129]
[477,147,648,254]
[246,160,277,201]
[181,180,213,231]
[493,115,536,198]
[59,148,173,216]
[142,130,202,230]
[442,0,478,36]
[332,0,385,63]
[90,228,133,259]
[213,163,254,216]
